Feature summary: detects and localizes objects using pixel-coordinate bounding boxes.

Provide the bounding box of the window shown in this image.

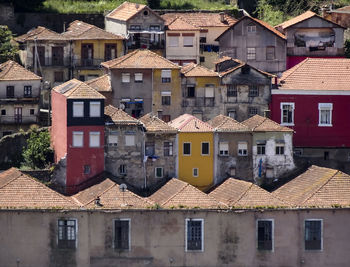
[266,46,275,60]
[305,220,322,250]
[183,36,193,47]
[30,109,35,115]
[162,92,171,105]
[84,165,90,174]
[248,85,259,97]
[201,142,209,155]
[164,141,173,156]
[257,219,273,251]
[129,25,141,30]
[150,25,160,31]
[145,141,155,156]
[6,86,14,98]
[247,25,256,33]
[1,109,5,115]
[227,85,237,97]
[105,44,117,61]
[108,131,118,146]
[155,167,163,178]
[134,73,143,83]
[187,85,195,97]
[183,142,191,155]
[249,107,258,117]
[89,132,100,147]
[73,101,84,117]
[58,219,77,249]
[161,70,171,83]
[72,131,83,147]
[119,164,127,175]
[276,143,285,155]
[193,168,198,177]
[238,142,248,156]
[89,101,101,117]
[219,142,229,156]
[125,135,135,146]
[122,73,130,83]
[227,110,236,119]
[162,115,171,122]
[257,142,266,155]
[318,103,333,126]
[24,86,32,97]
[54,71,64,82]
[114,219,130,250]
[185,219,203,252]
[247,48,256,60]
[281,102,295,125]
[168,36,179,47]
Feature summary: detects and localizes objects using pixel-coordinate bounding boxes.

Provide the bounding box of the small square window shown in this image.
[108,131,118,146]
[257,219,273,251]
[305,220,322,251]
[155,167,163,178]
[114,219,130,250]
[247,25,256,33]
[30,109,35,115]
[1,109,6,115]
[122,73,130,83]
[186,219,203,251]
[266,46,275,60]
[84,165,90,174]
[238,142,248,156]
[257,143,266,155]
[89,132,100,147]
[24,86,32,97]
[318,103,333,127]
[168,36,179,47]
[119,164,127,175]
[219,142,229,156]
[247,47,256,60]
[72,131,83,147]
[249,107,258,117]
[125,135,135,146]
[276,145,284,155]
[193,168,198,177]
[227,85,237,97]
[249,85,259,97]
[58,219,77,249]
[162,95,171,105]
[134,73,143,83]
[161,70,171,83]
[162,115,171,122]
[89,101,101,117]
[183,36,193,47]
[73,101,84,117]
[183,143,191,155]
[201,142,209,155]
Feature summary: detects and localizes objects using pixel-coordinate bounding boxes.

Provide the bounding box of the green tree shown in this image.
[22,129,53,169]
[0,25,18,63]
[345,39,350,58]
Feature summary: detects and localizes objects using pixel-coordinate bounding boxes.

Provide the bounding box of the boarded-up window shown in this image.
[89,101,101,117]
[125,135,135,146]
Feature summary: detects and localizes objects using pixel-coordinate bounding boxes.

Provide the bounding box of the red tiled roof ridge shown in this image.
[0,168,22,189]
[101,49,139,68]
[160,182,189,206]
[168,16,200,30]
[213,115,248,131]
[106,1,148,21]
[229,181,254,205]
[280,57,310,82]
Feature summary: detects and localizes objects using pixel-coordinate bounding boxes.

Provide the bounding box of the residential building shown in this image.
[216,57,275,121]
[180,63,220,121]
[105,1,165,52]
[62,20,125,82]
[271,58,350,172]
[216,16,287,76]
[169,114,214,190]
[275,11,345,69]
[85,74,113,106]
[101,49,181,120]
[161,12,237,68]
[324,5,350,29]
[242,114,295,183]
[0,60,41,137]
[51,79,105,194]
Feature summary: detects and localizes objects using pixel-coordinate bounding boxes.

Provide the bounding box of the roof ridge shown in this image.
[144,49,180,68]
[161,182,188,205]
[229,182,254,205]
[281,58,310,82]
[0,168,22,189]
[0,61,15,78]
[78,181,117,207]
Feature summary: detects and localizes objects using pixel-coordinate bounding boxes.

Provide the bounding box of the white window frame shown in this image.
[185,218,204,252]
[193,168,199,177]
[183,36,194,47]
[280,102,295,126]
[183,142,191,156]
[304,219,323,251]
[256,219,274,252]
[73,101,84,117]
[89,131,100,148]
[247,25,257,33]
[161,70,172,83]
[72,131,84,147]
[205,87,214,98]
[125,135,135,146]
[89,101,101,117]
[155,167,164,178]
[119,164,127,175]
[219,141,229,156]
[318,103,333,127]
[122,73,130,83]
[134,73,143,83]
[113,218,131,251]
[275,144,285,155]
[201,142,210,156]
[247,47,256,60]
[168,36,179,47]
[108,131,118,146]
[57,218,78,249]
[238,141,248,156]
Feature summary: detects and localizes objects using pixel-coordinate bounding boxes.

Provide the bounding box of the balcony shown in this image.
[0,97,40,104]
[0,115,38,124]
[72,58,105,68]
[182,97,215,107]
[26,56,71,68]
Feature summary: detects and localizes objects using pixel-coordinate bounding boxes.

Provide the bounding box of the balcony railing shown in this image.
[182,97,215,107]
[0,97,40,104]
[0,115,38,124]
[72,58,105,68]
[27,56,71,67]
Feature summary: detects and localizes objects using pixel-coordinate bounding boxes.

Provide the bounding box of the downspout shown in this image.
[141,125,147,188]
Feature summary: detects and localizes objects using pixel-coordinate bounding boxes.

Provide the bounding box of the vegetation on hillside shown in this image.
[0,25,18,63]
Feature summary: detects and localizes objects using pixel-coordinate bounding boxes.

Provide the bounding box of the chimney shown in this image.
[263,110,271,118]
[136,3,139,9]
[219,12,225,23]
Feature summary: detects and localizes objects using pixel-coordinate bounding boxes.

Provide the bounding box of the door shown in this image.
[52,46,64,66]
[14,107,22,124]
[81,44,93,66]
[105,44,116,61]
[33,46,45,66]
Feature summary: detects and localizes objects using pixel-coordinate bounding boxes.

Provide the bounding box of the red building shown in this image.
[271,58,350,159]
[51,79,105,194]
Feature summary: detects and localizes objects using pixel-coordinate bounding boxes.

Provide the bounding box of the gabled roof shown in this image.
[72,178,153,209]
[85,74,112,92]
[278,58,350,91]
[104,104,141,125]
[276,10,345,31]
[242,115,293,132]
[215,16,286,42]
[101,49,180,69]
[168,114,213,132]
[62,20,125,40]
[53,78,105,99]
[0,60,41,81]
[217,58,275,77]
[330,5,350,13]
[207,114,250,132]
[161,12,237,27]
[0,168,77,209]
[181,63,218,77]
[167,17,200,31]
[272,165,350,208]
[15,26,66,42]
[209,178,287,208]
[149,178,223,209]
[139,113,177,133]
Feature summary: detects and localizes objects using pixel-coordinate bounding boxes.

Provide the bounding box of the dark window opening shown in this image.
[58,219,76,249]
[6,86,14,98]
[187,220,202,251]
[257,220,273,250]
[24,86,32,97]
[114,220,129,250]
[305,220,322,250]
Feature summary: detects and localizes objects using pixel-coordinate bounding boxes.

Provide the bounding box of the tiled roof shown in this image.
[331,5,350,13]
[105,105,140,125]
[149,178,224,209]
[101,49,180,69]
[167,17,200,31]
[181,63,218,77]
[139,113,177,133]
[214,56,235,65]
[273,165,350,207]
[168,114,213,132]
[85,74,112,92]
[15,26,66,42]
[53,78,105,99]
[209,178,287,208]
[0,60,41,81]
[279,58,350,91]
[0,168,77,209]
[106,1,150,21]
[63,20,125,40]
[72,178,153,209]
[242,115,293,132]
[207,114,250,132]
[162,12,237,27]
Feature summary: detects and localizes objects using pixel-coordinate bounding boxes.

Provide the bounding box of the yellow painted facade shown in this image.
[178,132,214,190]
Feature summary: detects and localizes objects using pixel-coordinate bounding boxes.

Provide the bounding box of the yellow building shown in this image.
[169,114,214,190]
[62,20,125,81]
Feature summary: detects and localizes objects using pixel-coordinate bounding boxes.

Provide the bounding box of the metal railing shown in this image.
[0,115,38,124]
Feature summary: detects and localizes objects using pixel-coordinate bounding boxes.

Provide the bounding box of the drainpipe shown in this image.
[141,125,147,188]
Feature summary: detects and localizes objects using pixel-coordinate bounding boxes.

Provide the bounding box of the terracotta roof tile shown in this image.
[207,114,250,132]
[15,26,66,42]
[181,63,218,77]
[167,17,200,31]
[0,60,41,81]
[162,12,237,27]
[63,20,125,40]
[169,114,213,132]
[106,1,147,21]
[279,58,350,91]
[139,113,177,133]
[85,74,112,92]
[0,168,77,209]
[332,5,350,13]
[101,49,180,69]
[242,115,293,132]
[53,78,105,99]
[105,105,141,125]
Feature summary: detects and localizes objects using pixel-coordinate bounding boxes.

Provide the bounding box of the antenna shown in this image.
[119,103,125,110]
[119,183,127,207]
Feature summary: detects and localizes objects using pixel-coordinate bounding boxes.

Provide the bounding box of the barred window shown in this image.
[186,219,203,251]
[257,220,273,251]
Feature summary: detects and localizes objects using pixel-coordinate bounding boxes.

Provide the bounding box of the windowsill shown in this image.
[281,123,294,126]
[183,45,194,47]
[134,81,143,83]
[318,124,332,127]
[122,82,130,83]
[219,154,229,157]
[183,154,191,156]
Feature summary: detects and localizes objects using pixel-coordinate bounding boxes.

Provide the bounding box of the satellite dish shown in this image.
[119,183,127,192]
[119,103,125,110]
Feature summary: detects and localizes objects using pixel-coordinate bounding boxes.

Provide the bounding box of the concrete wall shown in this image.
[166,31,200,63]
[105,18,127,36]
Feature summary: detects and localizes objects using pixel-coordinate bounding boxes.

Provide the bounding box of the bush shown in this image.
[345,39,350,58]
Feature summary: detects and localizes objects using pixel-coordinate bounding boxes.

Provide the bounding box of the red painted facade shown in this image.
[271,93,350,147]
